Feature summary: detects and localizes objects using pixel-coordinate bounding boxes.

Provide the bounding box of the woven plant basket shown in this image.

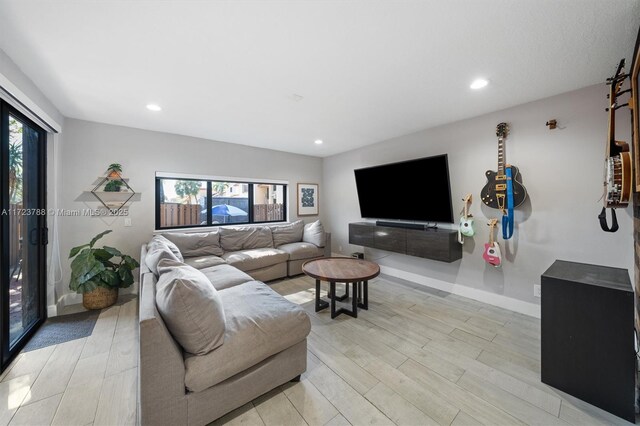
[83,286,118,310]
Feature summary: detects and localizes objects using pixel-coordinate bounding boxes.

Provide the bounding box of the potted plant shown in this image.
[107,163,122,179]
[104,180,123,192]
[69,230,139,310]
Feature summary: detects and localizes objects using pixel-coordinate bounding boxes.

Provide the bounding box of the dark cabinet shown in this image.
[348,222,461,263]
[373,226,406,252]
[541,260,635,423]
[348,223,374,247]
[406,228,459,262]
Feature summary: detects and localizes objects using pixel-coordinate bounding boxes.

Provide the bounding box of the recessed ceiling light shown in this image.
[146,103,162,111]
[470,79,489,90]
[314,139,323,145]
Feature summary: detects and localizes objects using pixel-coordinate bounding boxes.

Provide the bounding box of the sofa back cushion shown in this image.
[271,220,304,247]
[145,236,183,275]
[219,226,273,251]
[162,231,224,257]
[302,220,326,247]
[155,259,226,355]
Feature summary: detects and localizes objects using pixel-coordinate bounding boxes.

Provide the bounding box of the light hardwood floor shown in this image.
[0,275,634,425]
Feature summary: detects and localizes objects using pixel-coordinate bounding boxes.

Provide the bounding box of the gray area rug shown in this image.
[23,309,100,352]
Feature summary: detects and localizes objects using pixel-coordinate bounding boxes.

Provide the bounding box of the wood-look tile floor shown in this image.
[218,275,635,426]
[0,276,633,425]
[0,297,138,426]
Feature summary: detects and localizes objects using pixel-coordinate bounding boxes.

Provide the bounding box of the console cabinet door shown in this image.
[349,223,373,247]
[406,229,460,262]
[373,226,406,253]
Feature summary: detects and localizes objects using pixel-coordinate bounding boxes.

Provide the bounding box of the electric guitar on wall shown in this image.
[481,123,527,210]
[458,194,474,244]
[482,218,502,267]
[599,59,632,233]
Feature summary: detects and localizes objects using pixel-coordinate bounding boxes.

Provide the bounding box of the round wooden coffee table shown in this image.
[302,257,380,319]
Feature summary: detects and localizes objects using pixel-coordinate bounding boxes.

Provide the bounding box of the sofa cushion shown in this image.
[200,264,253,290]
[303,220,326,248]
[155,259,226,356]
[145,237,182,275]
[277,242,323,261]
[154,235,184,262]
[183,255,227,270]
[184,281,311,391]
[221,248,289,272]
[219,226,273,251]
[162,231,224,257]
[271,220,304,247]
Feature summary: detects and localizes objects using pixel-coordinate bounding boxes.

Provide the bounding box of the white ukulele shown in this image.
[482,218,502,267]
[458,194,475,244]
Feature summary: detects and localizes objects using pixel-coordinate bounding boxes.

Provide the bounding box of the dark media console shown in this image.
[349,222,461,263]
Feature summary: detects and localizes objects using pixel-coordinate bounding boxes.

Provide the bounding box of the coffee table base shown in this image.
[315,279,369,319]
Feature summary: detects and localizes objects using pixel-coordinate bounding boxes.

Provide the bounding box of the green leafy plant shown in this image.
[175,180,202,204]
[108,163,122,173]
[69,230,139,294]
[212,181,229,196]
[104,180,123,192]
[107,163,123,179]
[9,118,23,204]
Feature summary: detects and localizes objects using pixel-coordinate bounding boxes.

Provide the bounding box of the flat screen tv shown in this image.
[354,154,454,223]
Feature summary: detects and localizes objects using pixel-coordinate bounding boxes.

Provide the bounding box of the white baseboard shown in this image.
[47,304,57,317]
[58,293,82,309]
[379,265,541,318]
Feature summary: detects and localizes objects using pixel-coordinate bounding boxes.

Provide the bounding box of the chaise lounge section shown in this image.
[138,221,329,425]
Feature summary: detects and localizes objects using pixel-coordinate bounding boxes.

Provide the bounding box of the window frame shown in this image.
[155,176,288,230]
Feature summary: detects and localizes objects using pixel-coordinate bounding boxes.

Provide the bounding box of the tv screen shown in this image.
[354,154,454,223]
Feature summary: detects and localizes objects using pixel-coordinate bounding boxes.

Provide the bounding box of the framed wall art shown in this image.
[297,183,319,216]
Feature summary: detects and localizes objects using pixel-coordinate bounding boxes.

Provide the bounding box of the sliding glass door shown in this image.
[1,100,47,370]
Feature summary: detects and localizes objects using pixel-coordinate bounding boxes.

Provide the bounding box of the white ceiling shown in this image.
[0,1,638,157]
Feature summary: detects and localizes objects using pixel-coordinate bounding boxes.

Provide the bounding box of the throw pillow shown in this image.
[272,220,304,247]
[303,220,326,247]
[155,259,226,355]
[151,235,184,262]
[146,237,181,275]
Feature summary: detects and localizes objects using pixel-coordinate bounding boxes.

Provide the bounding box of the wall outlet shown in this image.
[338,245,343,253]
[124,218,132,227]
[533,284,541,298]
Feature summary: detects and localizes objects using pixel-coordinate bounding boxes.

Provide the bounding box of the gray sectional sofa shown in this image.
[138,220,330,425]
[163,219,331,281]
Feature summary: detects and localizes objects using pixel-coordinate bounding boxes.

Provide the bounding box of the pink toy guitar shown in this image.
[483,218,502,267]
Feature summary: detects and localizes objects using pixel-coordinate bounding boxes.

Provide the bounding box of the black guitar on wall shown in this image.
[481,123,527,210]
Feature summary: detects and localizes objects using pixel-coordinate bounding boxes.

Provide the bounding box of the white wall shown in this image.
[1,41,634,317]
[0,48,63,127]
[323,84,633,312]
[57,118,323,306]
